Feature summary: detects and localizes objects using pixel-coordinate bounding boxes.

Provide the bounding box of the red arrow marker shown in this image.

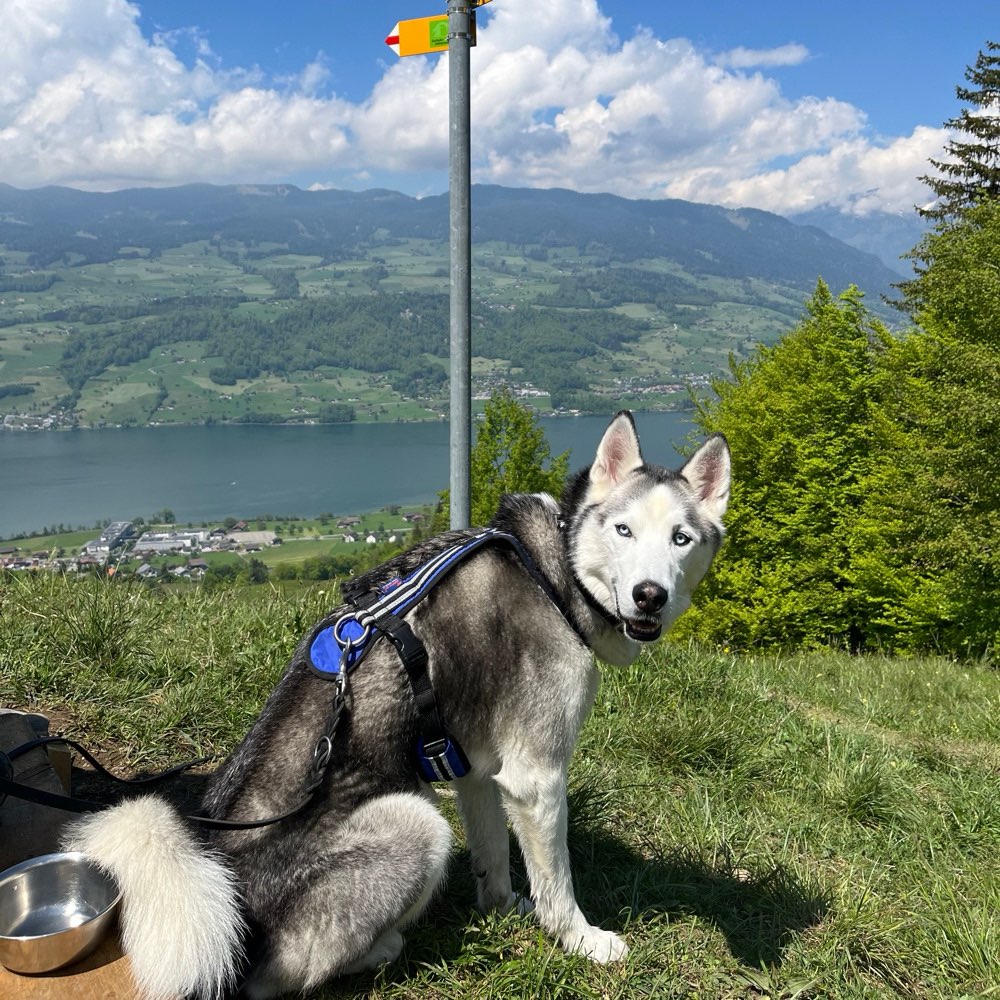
[385,22,400,55]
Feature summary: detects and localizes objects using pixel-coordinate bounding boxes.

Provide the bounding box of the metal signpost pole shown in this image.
[385,2,485,529]
[448,0,472,530]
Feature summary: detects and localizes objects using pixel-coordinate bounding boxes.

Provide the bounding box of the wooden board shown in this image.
[0,935,142,1000]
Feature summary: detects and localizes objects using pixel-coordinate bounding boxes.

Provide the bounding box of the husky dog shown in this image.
[65,412,730,999]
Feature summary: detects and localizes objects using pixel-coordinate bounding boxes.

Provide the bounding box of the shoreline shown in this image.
[0,411,696,539]
[1,400,694,433]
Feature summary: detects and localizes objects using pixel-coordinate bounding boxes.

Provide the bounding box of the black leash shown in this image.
[0,718,344,831]
[0,736,208,815]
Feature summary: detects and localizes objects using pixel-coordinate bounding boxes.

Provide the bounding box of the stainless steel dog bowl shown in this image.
[0,851,121,974]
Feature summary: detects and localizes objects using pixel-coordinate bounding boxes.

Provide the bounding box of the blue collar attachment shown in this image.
[308,614,370,676]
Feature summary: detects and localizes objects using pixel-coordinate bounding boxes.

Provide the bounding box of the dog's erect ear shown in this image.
[680,434,731,521]
[589,411,644,500]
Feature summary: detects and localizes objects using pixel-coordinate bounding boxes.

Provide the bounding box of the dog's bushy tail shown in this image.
[63,795,245,1000]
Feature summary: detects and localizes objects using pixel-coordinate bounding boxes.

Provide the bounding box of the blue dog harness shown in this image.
[306,527,584,783]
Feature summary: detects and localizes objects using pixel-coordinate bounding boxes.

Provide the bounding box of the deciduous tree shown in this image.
[678,281,895,649]
[434,388,569,530]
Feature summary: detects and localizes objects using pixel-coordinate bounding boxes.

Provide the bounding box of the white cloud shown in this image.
[666,126,949,217]
[0,0,950,217]
[0,0,354,188]
[715,44,810,69]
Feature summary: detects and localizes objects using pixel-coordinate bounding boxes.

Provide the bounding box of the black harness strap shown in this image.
[571,570,621,630]
[350,594,471,782]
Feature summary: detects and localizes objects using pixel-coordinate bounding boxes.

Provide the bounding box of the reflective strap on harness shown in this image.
[307,528,520,679]
[417,736,469,782]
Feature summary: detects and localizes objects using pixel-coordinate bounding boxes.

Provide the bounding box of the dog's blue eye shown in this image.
[673,529,692,546]
[615,523,632,538]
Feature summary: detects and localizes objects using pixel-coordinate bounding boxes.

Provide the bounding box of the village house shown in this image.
[83,521,136,557]
[226,530,277,550]
[133,529,209,555]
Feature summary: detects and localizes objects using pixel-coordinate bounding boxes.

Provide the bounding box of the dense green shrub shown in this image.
[675,282,895,650]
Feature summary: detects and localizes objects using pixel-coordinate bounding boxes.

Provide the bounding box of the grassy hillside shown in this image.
[0,239,801,427]
[3,574,996,998]
[0,183,905,428]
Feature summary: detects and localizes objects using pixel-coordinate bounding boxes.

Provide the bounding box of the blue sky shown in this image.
[2,0,994,218]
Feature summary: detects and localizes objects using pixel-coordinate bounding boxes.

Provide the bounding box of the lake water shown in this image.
[0,411,696,537]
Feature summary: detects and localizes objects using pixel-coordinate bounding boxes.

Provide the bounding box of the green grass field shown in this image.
[2,573,996,998]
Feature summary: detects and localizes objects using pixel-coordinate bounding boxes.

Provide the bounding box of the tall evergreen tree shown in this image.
[863,200,1000,654]
[919,40,1000,221]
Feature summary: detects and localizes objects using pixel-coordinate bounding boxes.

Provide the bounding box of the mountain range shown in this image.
[788,207,926,274]
[0,182,906,297]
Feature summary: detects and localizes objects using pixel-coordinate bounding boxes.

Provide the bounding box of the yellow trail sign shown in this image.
[385,13,477,57]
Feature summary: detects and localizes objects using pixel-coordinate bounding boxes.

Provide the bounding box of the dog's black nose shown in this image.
[632,581,668,614]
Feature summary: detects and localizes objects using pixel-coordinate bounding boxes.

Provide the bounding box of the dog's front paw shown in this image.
[567,926,629,963]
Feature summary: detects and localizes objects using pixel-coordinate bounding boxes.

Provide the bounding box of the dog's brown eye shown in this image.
[615,523,632,538]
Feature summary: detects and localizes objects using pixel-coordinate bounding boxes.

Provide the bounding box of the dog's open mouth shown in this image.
[624,618,662,642]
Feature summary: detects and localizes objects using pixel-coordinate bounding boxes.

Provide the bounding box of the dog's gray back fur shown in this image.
[202,492,591,837]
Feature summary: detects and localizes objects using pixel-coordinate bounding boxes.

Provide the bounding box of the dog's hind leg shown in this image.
[242,792,451,1000]
[455,772,525,914]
